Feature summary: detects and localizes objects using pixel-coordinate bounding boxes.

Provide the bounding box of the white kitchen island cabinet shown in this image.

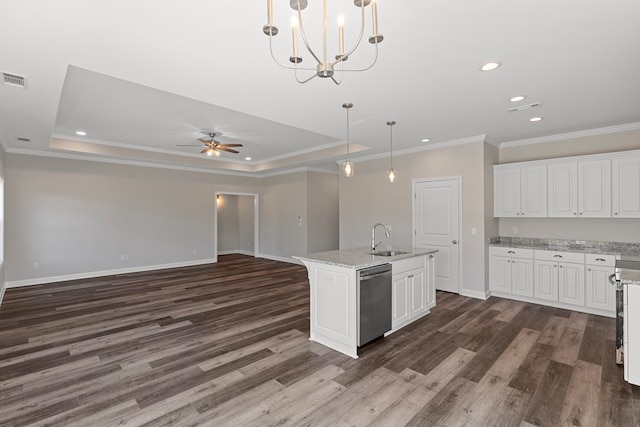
[294,247,437,359]
[625,283,640,386]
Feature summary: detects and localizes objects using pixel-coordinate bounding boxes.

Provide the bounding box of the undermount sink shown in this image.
[369,250,409,257]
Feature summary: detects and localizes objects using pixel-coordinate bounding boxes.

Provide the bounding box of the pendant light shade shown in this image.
[342,103,355,177]
[387,120,396,183]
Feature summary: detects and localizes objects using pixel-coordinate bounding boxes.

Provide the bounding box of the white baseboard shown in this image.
[257,253,303,265]
[490,290,615,318]
[218,250,256,256]
[5,258,216,288]
[460,288,491,300]
[0,285,5,307]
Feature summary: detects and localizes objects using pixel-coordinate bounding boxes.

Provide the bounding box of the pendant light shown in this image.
[387,120,396,183]
[342,102,354,177]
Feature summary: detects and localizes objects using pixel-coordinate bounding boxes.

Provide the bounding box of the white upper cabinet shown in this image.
[548,162,578,217]
[612,155,640,218]
[548,160,611,218]
[495,149,639,218]
[579,159,611,217]
[495,165,546,217]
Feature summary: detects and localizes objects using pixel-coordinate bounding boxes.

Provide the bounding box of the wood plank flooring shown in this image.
[0,254,638,426]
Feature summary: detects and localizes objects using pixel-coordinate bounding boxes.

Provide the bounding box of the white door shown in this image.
[414,178,460,293]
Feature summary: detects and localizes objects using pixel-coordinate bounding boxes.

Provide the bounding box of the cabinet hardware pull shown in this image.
[560,265,563,268]
[429,255,434,259]
[507,250,515,254]
[614,212,619,215]
[573,212,577,215]
[553,255,563,258]
[588,268,591,271]
[579,212,583,215]
[595,258,606,262]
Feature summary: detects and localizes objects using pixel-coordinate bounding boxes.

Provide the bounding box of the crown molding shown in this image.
[499,122,640,148]
[338,134,488,165]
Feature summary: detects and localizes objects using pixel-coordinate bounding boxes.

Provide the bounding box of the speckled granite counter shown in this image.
[293,247,439,269]
[490,237,640,261]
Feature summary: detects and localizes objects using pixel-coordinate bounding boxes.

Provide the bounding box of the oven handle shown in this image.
[608,273,618,286]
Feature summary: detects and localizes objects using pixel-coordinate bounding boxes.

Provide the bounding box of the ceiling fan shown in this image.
[177,131,243,157]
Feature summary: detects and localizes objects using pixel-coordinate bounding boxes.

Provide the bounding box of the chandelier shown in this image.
[263,0,384,84]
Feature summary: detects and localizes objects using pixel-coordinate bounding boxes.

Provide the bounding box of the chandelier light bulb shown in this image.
[388,168,396,183]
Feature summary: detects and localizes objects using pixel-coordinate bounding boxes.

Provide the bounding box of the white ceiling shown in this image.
[1,0,640,175]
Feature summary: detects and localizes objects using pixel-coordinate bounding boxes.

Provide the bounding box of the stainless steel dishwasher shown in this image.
[357,263,392,346]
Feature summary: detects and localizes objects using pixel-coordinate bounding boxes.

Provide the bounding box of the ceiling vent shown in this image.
[506,102,541,112]
[16,137,31,143]
[2,72,27,89]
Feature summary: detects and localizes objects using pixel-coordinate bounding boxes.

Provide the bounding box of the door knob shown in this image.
[452,240,457,244]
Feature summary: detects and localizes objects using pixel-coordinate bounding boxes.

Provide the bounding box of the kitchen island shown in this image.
[294,247,438,358]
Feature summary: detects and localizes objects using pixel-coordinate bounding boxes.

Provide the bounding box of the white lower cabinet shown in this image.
[625,284,640,386]
[490,247,534,297]
[491,246,616,317]
[391,255,434,332]
[585,254,617,312]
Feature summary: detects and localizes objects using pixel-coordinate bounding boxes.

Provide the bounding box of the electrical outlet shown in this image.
[387,225,392,232]
[513,226,519,234]
[33,262,39,270]
[120,254,126,262]
[192,248,197,254]
[125,254,131,261]
[471,227,477,235]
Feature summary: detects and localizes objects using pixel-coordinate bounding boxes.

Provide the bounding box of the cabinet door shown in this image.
[558,262,585,306]
[548,162,577,218]
[425,255,435,309]
[511,258,534,297]
[534,260,558,301]
[391,274,410,329]
[585,265,615,312]
[521,165,547,217]
[409,268,427,318]
[613,156,640,218]
[491,256,512,293]
[578,159,611,218]
[494,168,521,217]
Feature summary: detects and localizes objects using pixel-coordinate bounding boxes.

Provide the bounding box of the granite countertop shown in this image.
[293,247,438,269]
[490,237,640,261]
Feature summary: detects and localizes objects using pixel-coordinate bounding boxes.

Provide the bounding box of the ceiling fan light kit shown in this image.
[177,131,243,157]
[263,0,383,84]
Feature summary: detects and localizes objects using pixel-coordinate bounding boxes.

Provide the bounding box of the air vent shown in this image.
[2,72,27,89]
[506,102,541,112]
[16,137,31,143]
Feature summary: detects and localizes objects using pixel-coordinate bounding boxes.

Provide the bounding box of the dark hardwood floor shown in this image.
[0,254,638,426]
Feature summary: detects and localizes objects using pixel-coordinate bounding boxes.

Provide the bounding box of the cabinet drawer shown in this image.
[392,256,424,275]
[491,246,534,258]
[535,250,585,264]
[585,253,617,267]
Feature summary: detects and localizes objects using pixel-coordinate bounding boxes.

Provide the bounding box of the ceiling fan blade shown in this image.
[176,144,204,146]
[219,148,239,154]
[200,148,210,154]
[220,143,243,148]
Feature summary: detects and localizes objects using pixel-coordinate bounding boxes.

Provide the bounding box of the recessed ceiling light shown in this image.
[421,138,430,143]
[75,130,87,136]
[480,62,501,71]
[245,157,252,161]
[509,95,526,102]
[529,117,543,122]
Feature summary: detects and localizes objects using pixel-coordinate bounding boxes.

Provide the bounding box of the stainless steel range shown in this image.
[610,259,640,365]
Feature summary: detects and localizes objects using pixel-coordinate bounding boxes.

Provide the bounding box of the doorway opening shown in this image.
[214,192,259,262]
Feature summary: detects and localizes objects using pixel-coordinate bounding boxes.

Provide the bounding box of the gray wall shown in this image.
[237,195,255,254]
[5,154,260,283]
[498,128,640,243]
[217,195,240,252]
[307,172,339,254]
[339,141,495,297]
